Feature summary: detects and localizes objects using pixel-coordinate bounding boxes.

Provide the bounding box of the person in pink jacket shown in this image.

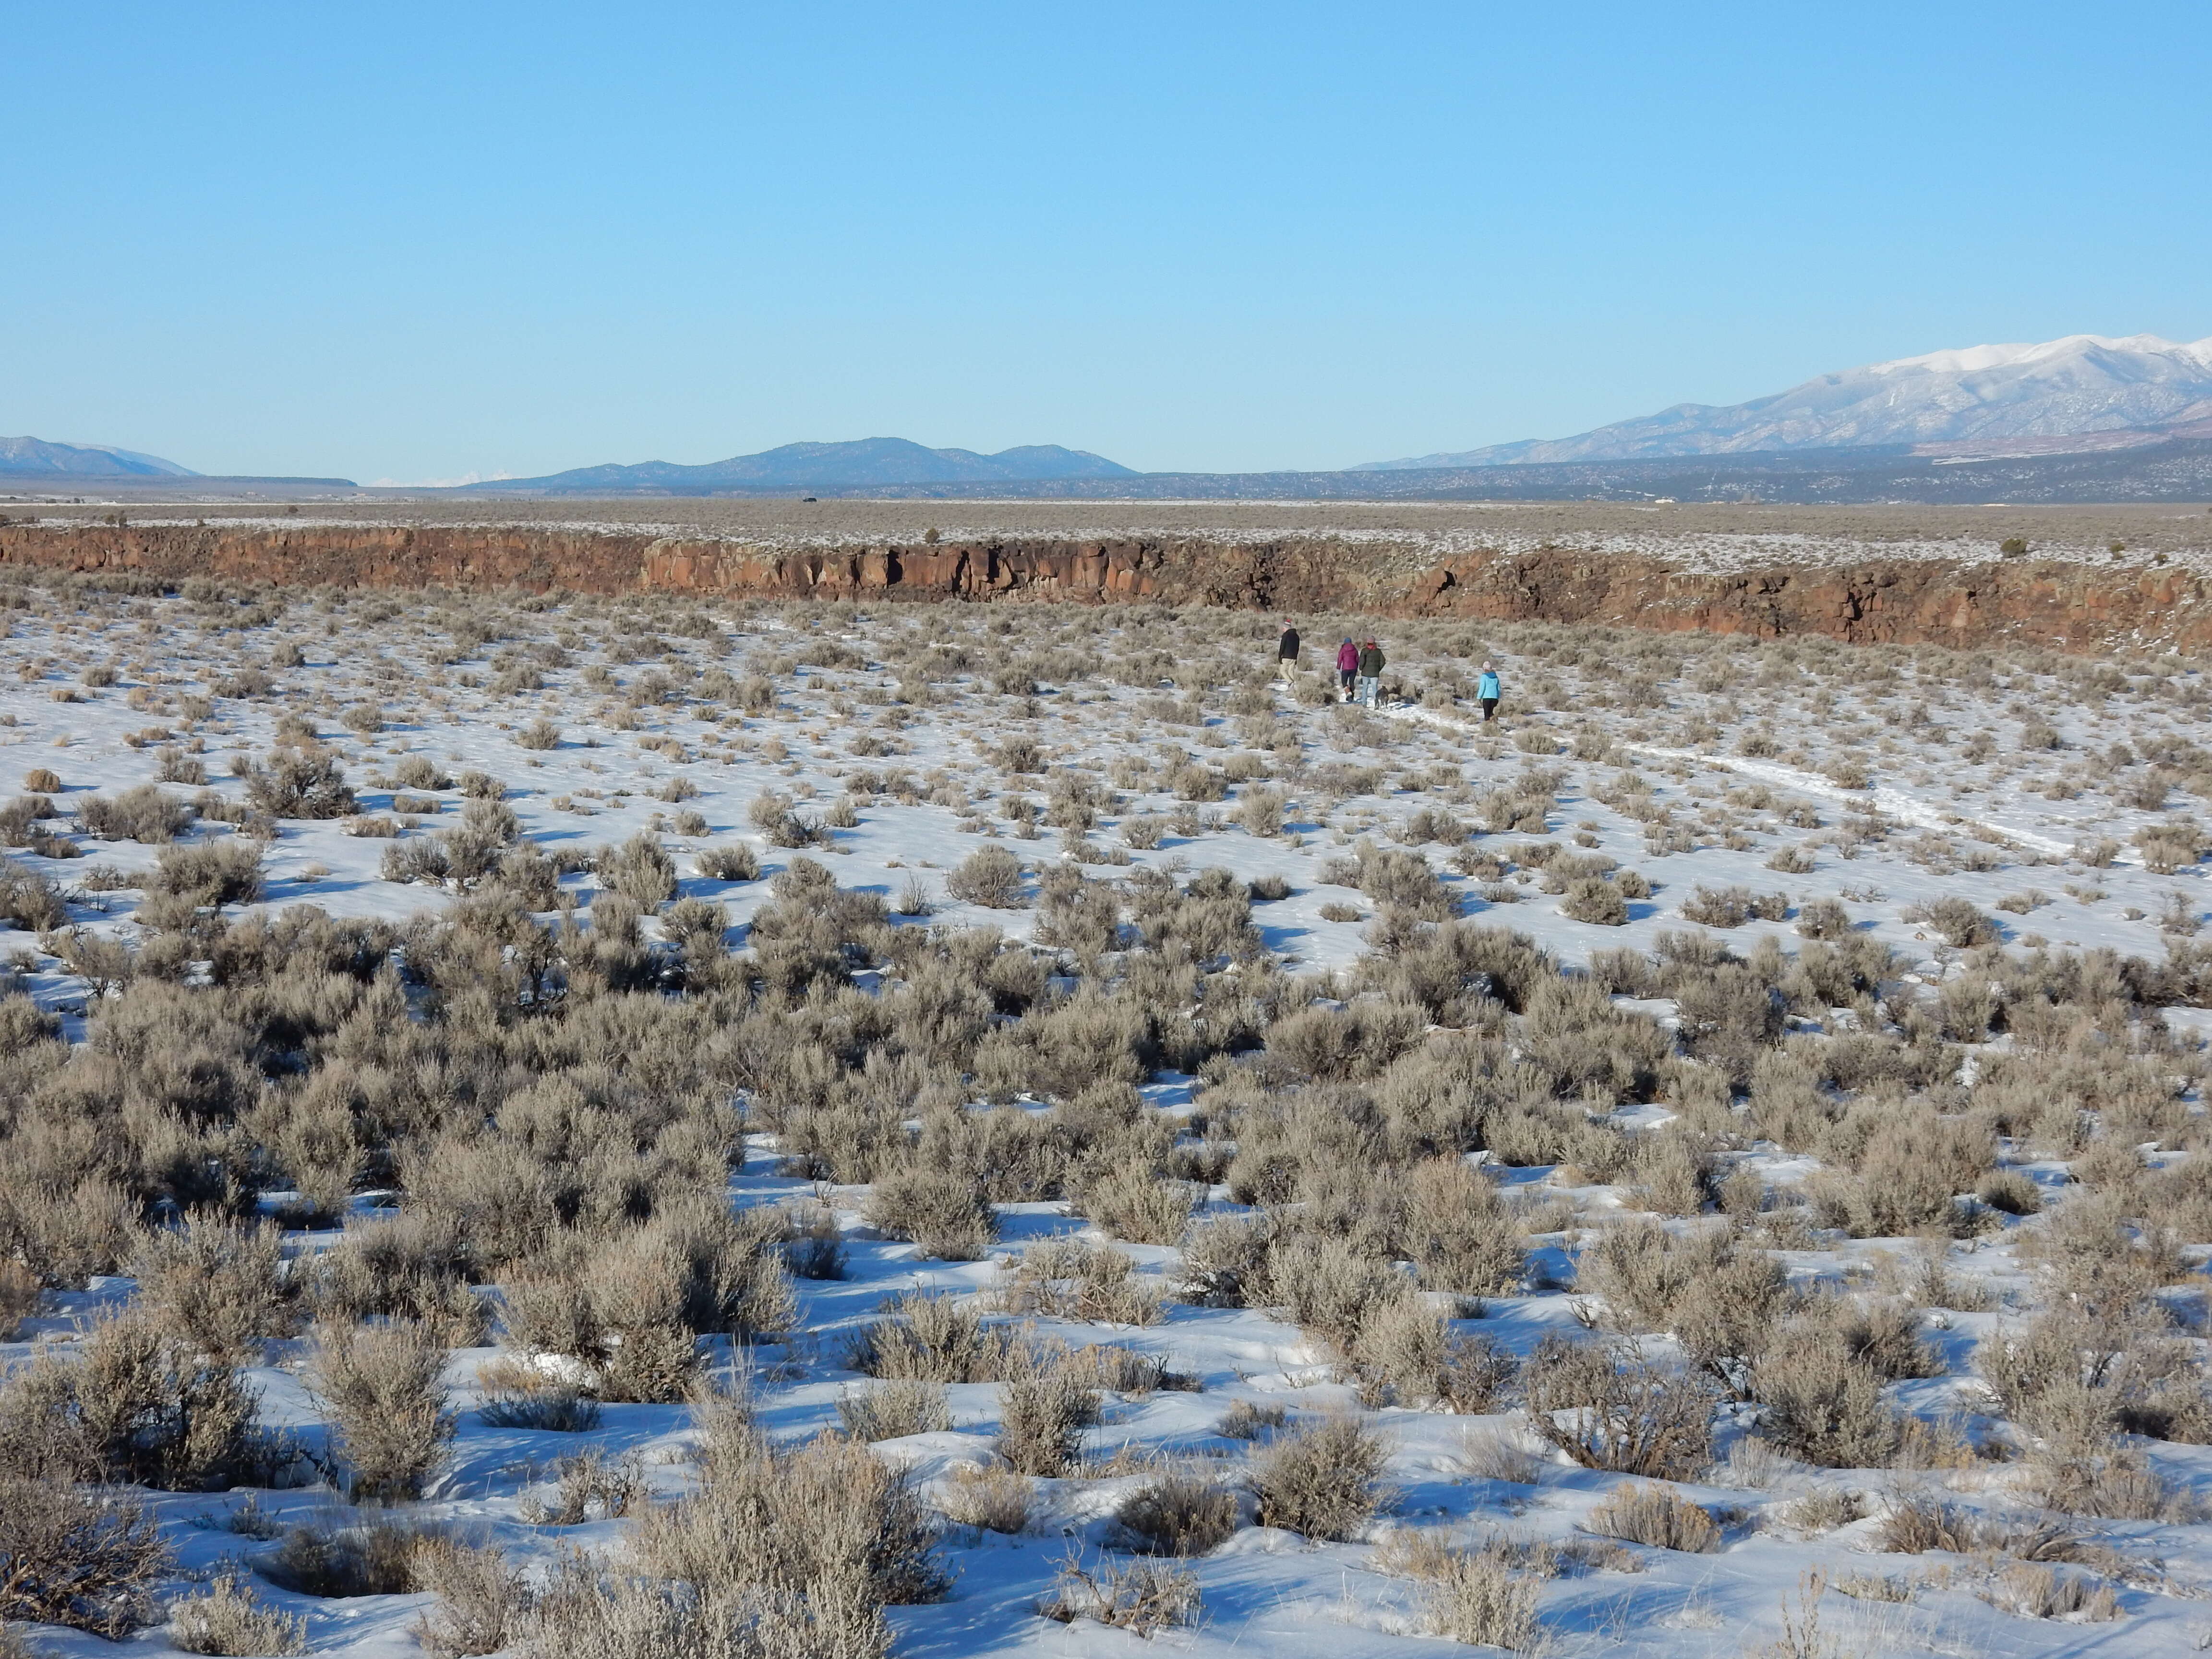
[1334,638,1358,701]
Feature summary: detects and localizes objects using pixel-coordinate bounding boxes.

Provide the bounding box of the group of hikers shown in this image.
[1274,620,1502,719]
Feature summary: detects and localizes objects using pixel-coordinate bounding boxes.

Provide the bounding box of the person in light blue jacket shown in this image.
[1478,661,1502,722]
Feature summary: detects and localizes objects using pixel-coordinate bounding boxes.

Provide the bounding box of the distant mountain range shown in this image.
[0,436,197,477]
[11,333,2212,505]
[1359,333,2212,469]
[456,437,1135,495]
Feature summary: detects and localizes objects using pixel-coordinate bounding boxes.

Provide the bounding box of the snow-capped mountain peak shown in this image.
[1359,331,2212,469]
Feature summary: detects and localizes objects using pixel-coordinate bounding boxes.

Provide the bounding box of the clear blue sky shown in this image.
[5,1,2208,481]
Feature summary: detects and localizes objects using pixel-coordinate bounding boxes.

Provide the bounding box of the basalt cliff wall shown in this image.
[1,520,2205,656]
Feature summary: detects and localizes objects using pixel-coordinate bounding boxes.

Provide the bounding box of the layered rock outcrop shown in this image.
[1,520,2203,656]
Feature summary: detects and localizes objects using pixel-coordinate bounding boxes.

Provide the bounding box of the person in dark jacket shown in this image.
[1478,661,1502,721]
[1355,640,1385,708]
[1276,619,1300,685]
[1335,638,1358,700]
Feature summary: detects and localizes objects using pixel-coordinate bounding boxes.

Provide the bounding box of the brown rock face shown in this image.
[1,521,2203,655]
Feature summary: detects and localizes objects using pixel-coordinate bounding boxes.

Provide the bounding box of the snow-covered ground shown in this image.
[6,574,2212,1657]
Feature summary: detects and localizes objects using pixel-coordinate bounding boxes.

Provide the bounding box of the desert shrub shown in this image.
[1795,896,1851,939]
[1250,1415,1393,1540]
[838,1379,954,1442]
[1561,877,1628,925]
[696,842,759,881]
[598,832,677,906]
[631,1405,946,1622]
[1177,1214,1273,1309]
[517,717,562,750]
[519,1564,834,1658]
[478,1366,602,1432]
[2025,1440,2191,1520]
[147,837,264,908]
[1113,1470,1238,1556]
[391,754,450,790]
[1520,1335,1713,1479]
[309,1318,457,1503]
[1398,1158,1525,1295]
[1235,785,1286,837]
[1985,1562,2120,1622]
[136,1211,295,1361]
[938,1461,1034,1532]
[745,790,824,848]
[1041,1552,1202,1638]
[1576,1220,1786,1382]
[1752,1325,1912,1468]
[998,1362,1100,1476]
[0,1175,138,1288]
[1975,1167,2043,1216]
[1680,884,1786,927]
[1583,1482,1721,1552]
[1922,895,2000,948]
[0,1309,257,1491]
[1217,1400,1290,1442]
[1777,1487,1867,1534]
[2137,821,2204,874]
[156,745,209,786]
[866,1168,997,1260]
[1387,1535,1542,1650]
[1073,1158,1196,1245]
[244,749,355,818]
[1353,1297,1515,1411]
[1267,1233,1413,1346]
[519,1448,642,1525]
[169,1574,309,1656]
[945,845,1027,908]
[0,1477,170,1635]
[259,1517,422,1596]
[412,1536,529,1658]
[0,1260,38,1339]
[0,858,66,930]
[78,782,195,842]
[1121,814,1166,849]
[1872,1492,1993,1555]
[854,1290,1008,1384]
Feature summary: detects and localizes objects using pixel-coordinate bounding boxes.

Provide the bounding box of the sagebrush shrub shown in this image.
[244,749,355,818]
[696,842,759,880]
[78,782,195,842]
[136,1210,295,1361]
[865,1167,998,1260]
[631,1405,945,1623]
[1113,1470,1238,1555]
[837,1378,954,1442]
[1073,1158,1196,1245]
[1520,1335,1713,1479]
[147,838,264,907]
[0,1476,170,1635]
[169,1574,309,1657]
[997,1362,1099,1476]
[310,1319,457,1503]
[1583,1482,1721,1551]
[412,1536,529,1659]
[1250,1415,1393,1540]
[938,1461,1034,1533]
[945,845,1027,908]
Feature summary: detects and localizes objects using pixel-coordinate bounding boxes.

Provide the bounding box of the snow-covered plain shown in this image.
[7,571,2212,1659]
